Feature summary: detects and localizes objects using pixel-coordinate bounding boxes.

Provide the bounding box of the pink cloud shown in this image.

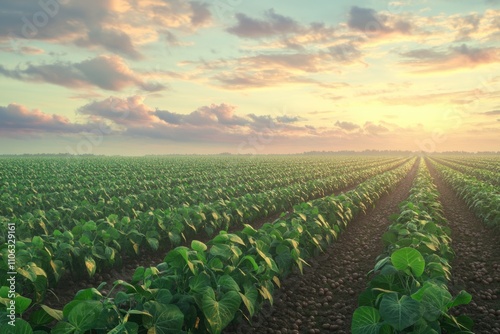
[0,103,91,134]
[0,55,165,91]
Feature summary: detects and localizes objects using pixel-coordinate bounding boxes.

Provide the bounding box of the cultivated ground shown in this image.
[41,158,500,333]
[224,160,420,333]
[427,160,500,333]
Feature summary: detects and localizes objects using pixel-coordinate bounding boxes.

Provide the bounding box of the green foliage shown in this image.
[3,156,416,333]
[352,161,473,333]
[430,158,500,228]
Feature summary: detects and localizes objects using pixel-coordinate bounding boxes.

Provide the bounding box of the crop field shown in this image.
[0,155,499,334]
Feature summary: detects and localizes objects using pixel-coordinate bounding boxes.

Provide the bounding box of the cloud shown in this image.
[0,103,91,134]
[76,96,313,143]
[2,97,459,152]
[347,6,412,36]
[452,13,482,41]
[276,115,301,123]
[482,109,500,115]
[192,48,361,90]
[226,8,337,50]
[0,55,165,91]
[78,96,159,126]
[335,121,360,131]
[213,68,316,90]
[77,28,143,60]
[0,0,212,58]
[363,122,389,135]
[400,44,500,72]
[190,1,212,27]
[227,9,301,38]
[0,45,44,55]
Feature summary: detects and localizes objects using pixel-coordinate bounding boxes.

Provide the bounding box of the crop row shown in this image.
[0,156,392,203]
[433,157,500,187]
[0,159,409,303]
[352,160,473,333]
[436,156,500,174]
[0,157,398,218]
[429,159,500,228]
[0,159,416,333]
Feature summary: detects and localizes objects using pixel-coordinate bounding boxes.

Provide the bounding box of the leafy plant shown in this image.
[352,160,473,333]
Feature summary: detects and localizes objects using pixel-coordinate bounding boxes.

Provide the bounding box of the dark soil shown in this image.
[426,159,500,333]
[42,160,408,310]
[224,159,420,333]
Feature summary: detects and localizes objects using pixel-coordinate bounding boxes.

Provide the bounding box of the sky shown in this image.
[0,0,499,155]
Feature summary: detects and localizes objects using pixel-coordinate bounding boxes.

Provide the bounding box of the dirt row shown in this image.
[223,159,500,334]
[43,160,410,309]
[426,159,500,333]
[224,158,420,333]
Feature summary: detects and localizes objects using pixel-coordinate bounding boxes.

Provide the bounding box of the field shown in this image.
[0,155,499,334]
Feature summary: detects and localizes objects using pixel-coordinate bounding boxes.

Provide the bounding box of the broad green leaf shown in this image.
[358,289,377,307]
[411,318,440,334]
[74,288,102,301]
[154,289,174,305]
[226,234,245,246]
[447,290,472,308]
[238,255,258,271]
[83,221,97,231]
[239,285,258,318]
[209,244,232,258]
[351,306,381,334]
[191,240,207,252]
[17,267,37,282]
[0,318,33,334]
[41,304,64,321]
[379,293,421,331]
[51,321,75,334]
[67,301,102,332]
[31,236,44,249]
[143,301,184,334]
[189,273,210,295]
[218,275,240,292]
[15,295,32,314]
[132,266,145,283]
[29,308,54,326]
[0,286,9,298]
[419,283,452,321]
[391,247,425,277]
[201,288,241,333]
[241,224,257,236]
[84,256,96,277]
[147,237,160,250]
[108,322,139,334]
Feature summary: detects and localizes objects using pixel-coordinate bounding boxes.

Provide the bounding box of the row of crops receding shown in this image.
[0,154,499,333]
[429,158,500,228]
[0,157,415,333]
[352,160,473,333]
[0,157,409,303]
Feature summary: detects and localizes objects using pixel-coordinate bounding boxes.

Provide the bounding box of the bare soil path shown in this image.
[224,159,420,333]
[426,159,500,333]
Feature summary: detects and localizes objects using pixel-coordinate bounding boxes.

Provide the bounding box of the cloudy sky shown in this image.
[0,0,499,154]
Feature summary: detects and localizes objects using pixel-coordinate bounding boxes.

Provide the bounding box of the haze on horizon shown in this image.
[0,0,499,155]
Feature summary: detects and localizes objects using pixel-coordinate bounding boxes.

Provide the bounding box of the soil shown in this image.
[224,158,420,333]
[426,159,500,333]
[42,160,408,310]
